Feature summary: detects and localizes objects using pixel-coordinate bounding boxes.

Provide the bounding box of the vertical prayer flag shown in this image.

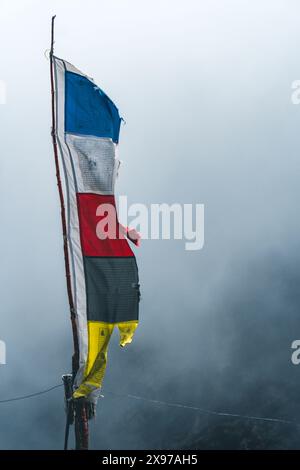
[52,56,140,402]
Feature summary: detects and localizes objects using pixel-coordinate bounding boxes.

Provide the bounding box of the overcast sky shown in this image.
[1,0,300,449]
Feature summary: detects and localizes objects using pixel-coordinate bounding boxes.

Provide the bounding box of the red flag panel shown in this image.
[77,193,134,257]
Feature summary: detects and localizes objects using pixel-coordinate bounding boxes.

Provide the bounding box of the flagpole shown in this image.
[49,15,89,450]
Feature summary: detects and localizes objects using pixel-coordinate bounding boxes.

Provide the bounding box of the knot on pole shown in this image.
[62,375,94,450]
[62,374,75,450]
[62,374,74,422]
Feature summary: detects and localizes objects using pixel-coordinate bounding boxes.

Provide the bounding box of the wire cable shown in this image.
[0,383,298,428]
[0,384,63,403]
[103,390,300,427]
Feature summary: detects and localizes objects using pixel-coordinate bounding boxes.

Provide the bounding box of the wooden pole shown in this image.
[49,15,89,450]
[75,399,89,450]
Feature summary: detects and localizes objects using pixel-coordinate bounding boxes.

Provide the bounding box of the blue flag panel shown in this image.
[65,71,121,143]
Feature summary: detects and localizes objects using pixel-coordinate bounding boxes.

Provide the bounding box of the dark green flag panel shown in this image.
[84,256,140,323]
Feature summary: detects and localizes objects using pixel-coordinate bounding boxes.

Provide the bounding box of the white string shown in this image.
[103,390,299,427]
